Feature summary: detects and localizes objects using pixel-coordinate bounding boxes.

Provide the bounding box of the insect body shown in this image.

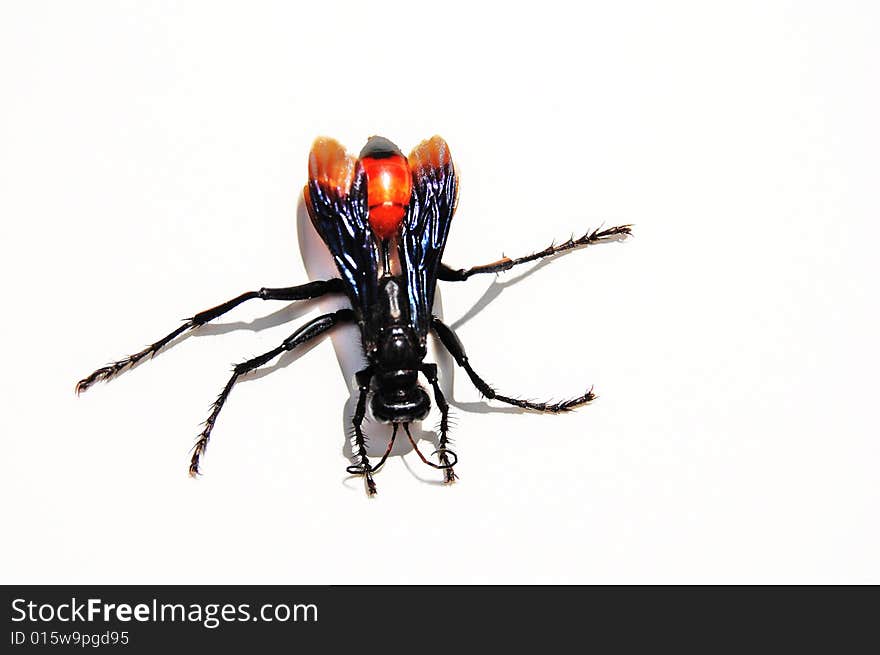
[77,135,631,494]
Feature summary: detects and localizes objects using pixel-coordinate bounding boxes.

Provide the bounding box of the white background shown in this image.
[1,1,877,584]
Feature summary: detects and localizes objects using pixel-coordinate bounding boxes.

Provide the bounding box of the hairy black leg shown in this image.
[438,224,632,281]
[75,278,345,394]
[189,308,354,477]
[432,317,595,412]
[421,363,458,483]
[345,367,378,495]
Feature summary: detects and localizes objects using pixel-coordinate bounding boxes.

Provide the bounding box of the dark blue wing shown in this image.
[304,138,379,319]
[401,136,459,339]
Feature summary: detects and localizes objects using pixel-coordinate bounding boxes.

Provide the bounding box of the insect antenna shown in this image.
[402,423,457,470]
[369,423,398,474]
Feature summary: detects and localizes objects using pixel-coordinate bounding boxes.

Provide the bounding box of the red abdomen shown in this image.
[359,137,413,240]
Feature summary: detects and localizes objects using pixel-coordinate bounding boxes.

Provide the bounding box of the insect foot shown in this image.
[346,463,378,496]
[434,448,459,484]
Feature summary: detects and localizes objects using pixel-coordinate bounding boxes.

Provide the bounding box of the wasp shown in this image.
[77,135,631,494]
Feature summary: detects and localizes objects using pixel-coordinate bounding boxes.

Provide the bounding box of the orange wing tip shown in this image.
[408,135,452,173]
[308,137,356,194]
